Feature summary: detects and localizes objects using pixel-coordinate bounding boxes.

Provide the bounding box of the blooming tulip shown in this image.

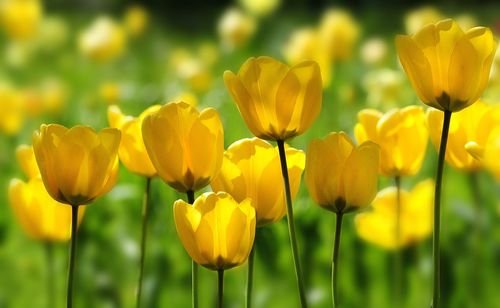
[396,19,497,112]
[224,56,322,141]
[212,138,305,226]
[355,106,428,177]
[32,124,120,206]
[174,191,256,270]
[0,0,42,40]
[355,179,434,250]
[142,101,223,193]
[305,132,380,213]
[108,105,160,177]
[318,9,360,61]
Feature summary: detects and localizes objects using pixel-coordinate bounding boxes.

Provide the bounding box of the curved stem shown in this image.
[136,177,152,308]
[332,212,343,307]
[67,205,80,308]
[187,190,198,308]
[394,176,402,307]
[246,243,255,308]
[277,140,308,308]
[431,110,452,308]
[45,241,55,308]
[217,269,224,308]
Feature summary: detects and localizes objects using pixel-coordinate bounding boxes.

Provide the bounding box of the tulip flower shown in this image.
[225,56,323,307]
[0,0,42,40]
[174,192,256,308]
[78,16,126,62]
[142,101,223,308]
[305,131,379,307]
[0,82,25,135]
[355,106,428,177]
[16,144,39,179]
[427,101,493,172]
[211,138,305,307]
[224,56,322,142]
[318,9,360,61]
[468,125,500,181]
[124,5,149,38]
[355,179,434,250]
[217,8,256,51]
[100,81,121,105]
[108,104,160,307]
[239,0,280,17]
[396,19,497,308]
[142,101,224,193]
[32,124,120,308]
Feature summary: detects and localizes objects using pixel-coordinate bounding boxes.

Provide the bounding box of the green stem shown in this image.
[395,176,402,307]
[431,109,452,308]
[468,172,482,305]
[67,205,80,308]
[277,140,308,308]
[45,242,55,308]
[217,269,224,308]
[246,243,255,308]
[136,177,152,308]
[332,212,343,307]
[187,190,198,308]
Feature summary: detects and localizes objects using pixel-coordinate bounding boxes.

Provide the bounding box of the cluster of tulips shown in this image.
[7,18,500,308]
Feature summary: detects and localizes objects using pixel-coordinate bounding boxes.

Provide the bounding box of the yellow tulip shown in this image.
[78,16,126,62]
[32,124,120,206]
[16,144,39,179]
[100,81,121,105]
[173,192,256,270]
[282,27,332,86]
[124,5,149,37]
[396,19,497,112]
[0,82,25,135]
[355,179,434,250]
[360,37,388,66]
[318,9,360,61]
[108,105,160,177]
[224,56,322,141]
[305,132,380,213]
[217,8,256,51]
[239,0,280,17]
[142,101,224,193]
[8,177,85,242]
[211,138,305,226]
[0,0,42,40]
[427,101,495,171]
[354,106,428,176]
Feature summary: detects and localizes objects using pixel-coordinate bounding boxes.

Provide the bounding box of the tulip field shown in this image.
[1,1,500,308]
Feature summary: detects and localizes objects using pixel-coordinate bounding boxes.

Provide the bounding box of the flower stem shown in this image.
[136,177,152,308]
[45,241,55,308]
[277,140,308,308]
[246,243,255,308]
[217,269,224,308]
[394,176,402,307]
[187,190,198,308]
[332,212,343,307]
[67,205,80,308]
[431,109,452,308]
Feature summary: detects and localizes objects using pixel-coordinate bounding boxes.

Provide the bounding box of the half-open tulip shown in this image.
[32,124,120,206]
[211,138,305,226]
[306,132,380,213]
[0,0,42,40]
[318,9,360,61]
[396,19,497,112]
[355,106,428,176]
[9,177,85,242]
[427,101,494,171]
[142,101,224,193]
[217,8,256,51]
[224,56,322,141]
[355,179,434,250]
[108,105,160,177]
[173,192,256,270]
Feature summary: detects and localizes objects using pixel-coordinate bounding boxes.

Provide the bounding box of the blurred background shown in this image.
[0,0,499,307]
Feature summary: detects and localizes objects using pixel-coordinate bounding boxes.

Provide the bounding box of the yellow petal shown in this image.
[16,144,39,179]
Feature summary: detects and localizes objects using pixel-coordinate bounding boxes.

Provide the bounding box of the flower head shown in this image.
[212,138,305,226]
[305,132,380,213]
[396,19,497,112]
[174,192,256,270]
[142,101,224,192]
[224,56,322,141]
[33,124,120,206]
[355,106,428,176]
